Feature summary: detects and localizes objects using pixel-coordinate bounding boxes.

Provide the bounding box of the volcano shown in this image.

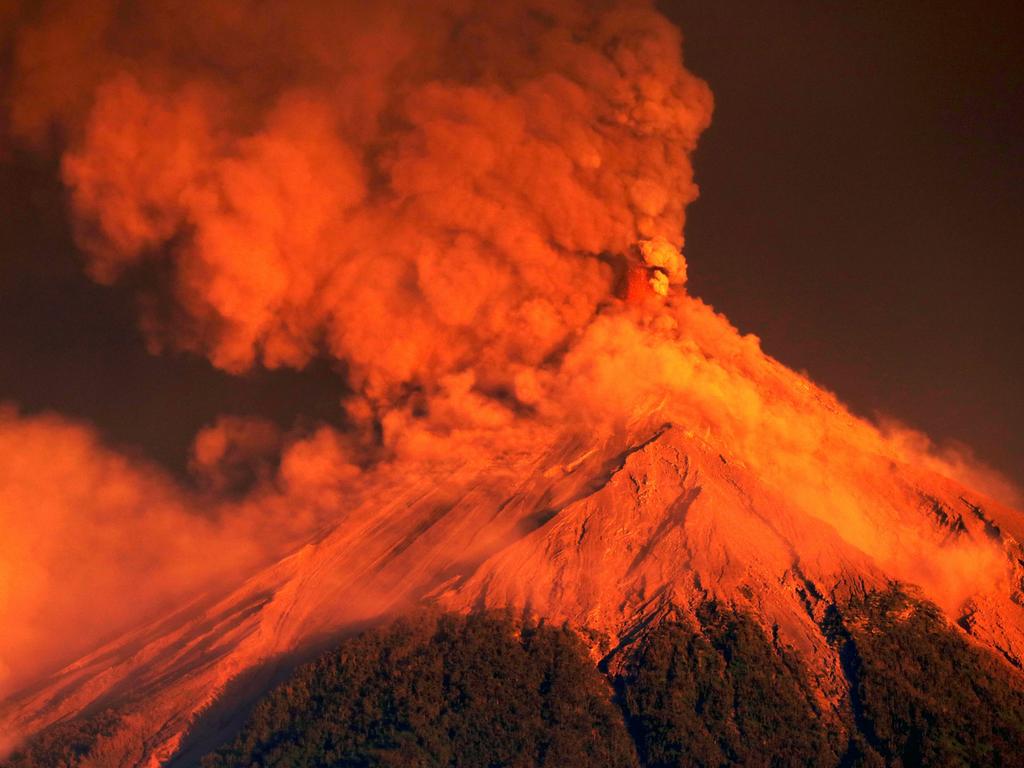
[2,0,1023,765]
[3,291,1024,766]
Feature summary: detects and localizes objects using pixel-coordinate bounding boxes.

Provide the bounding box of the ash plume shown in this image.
[1,0,714,700]
[0,0,1021,728]
[8,0,712,404]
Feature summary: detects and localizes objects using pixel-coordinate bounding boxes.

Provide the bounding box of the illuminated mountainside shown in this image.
[3,295,1023,766]
[2,2,1023,764]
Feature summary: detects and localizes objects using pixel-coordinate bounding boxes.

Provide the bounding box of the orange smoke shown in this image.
[1,0,713,693]
[1,0,1021,717]
[0,406,219,694]
[0,407,363,697]
[190,415,282,494]
[7,0,712,405]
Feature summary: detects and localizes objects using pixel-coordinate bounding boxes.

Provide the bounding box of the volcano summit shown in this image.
[1,1,1022,766]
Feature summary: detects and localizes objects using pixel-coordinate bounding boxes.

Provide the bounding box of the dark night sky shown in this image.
[664,1,1024,481]
[1,1,1021,481]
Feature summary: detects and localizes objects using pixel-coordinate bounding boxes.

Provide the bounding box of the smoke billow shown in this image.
[9,0,712,401]
[0,0,1020,712]
[0,406,364,697]
[0,0,714,697]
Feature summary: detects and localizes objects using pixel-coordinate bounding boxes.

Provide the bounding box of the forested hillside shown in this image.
[7,591,1024,767]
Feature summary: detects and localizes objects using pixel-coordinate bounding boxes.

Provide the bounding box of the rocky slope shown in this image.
[3,406,1023,766]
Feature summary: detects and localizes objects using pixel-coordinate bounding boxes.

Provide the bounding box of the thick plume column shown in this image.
[0,0,715,698]
[2,0,1022,742]
[7,0,713,408]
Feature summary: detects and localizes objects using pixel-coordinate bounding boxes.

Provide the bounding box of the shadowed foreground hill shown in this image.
[202,613,637,768]
[204,597,1024,768]
[13,596,1022,768]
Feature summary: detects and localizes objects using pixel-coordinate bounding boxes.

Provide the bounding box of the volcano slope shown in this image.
[3,294,1024,767]
[2,0,1023,763]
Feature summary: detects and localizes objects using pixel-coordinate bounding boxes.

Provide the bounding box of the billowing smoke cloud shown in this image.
[1,0,713,696]
[8,0,712,408]
[0,406,363,697]
[0,406,227,694]
[0,0,1020,725]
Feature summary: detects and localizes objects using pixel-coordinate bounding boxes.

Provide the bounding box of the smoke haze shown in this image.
[9,0,711,397]
[0,0,1020,714]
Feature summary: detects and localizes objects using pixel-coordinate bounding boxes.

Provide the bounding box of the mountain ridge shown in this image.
[4,396,1023,765]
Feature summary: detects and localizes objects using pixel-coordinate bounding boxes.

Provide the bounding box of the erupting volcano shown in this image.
[1,1,1022,766]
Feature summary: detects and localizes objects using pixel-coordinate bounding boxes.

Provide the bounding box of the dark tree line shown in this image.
[615,603,843,767]
[6,590,1024,768]
[830,589,1024,767]
[203,610,638,768]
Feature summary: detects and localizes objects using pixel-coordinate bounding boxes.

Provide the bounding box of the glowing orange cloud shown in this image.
[8,0,712,408]
[0,406,366,697]
[0,1,1021,742]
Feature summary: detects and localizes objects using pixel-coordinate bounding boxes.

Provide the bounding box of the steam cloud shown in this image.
[0,0,1020,709]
